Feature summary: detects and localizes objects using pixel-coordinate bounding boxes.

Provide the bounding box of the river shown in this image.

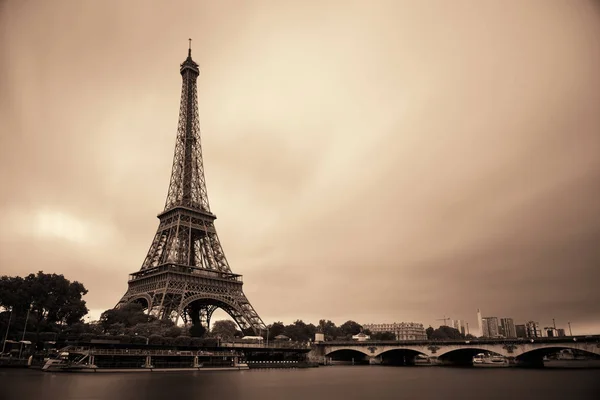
[1,366,598,400]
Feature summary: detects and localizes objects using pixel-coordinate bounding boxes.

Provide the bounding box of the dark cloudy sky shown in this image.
[1,0,599,334]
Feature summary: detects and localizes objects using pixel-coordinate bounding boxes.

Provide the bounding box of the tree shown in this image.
[26,272,89,328]
[99,303,153,332]
[189,324,206,338]
[267,322,285,340]
[371,331,396,340]
[126,320,173,337]
[211,320,240,339]
[0,272,88,337]
[318,319,342,340]
[430,326,464,340]
[339,320,362,338]
[164,326,183,338]
[426,326,434,340]
[283,320,317,342]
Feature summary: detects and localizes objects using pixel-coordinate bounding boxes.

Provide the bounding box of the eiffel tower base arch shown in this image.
[117,266,265,336]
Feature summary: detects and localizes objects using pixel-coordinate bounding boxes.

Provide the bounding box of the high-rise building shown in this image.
[477,309,483,338]
[525,321,542,338]
[515,324,527,338]
[482,317,500,338]
[500,318,517,338]
[481,318,490,338]
[452,319,466,335]
[556,328,566,337]
[362,322,427,340]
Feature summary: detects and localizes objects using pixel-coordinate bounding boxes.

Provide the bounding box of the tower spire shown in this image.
[164,43,206,212]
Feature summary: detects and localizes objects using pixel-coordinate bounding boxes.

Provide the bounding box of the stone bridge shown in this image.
[309,336,600,367]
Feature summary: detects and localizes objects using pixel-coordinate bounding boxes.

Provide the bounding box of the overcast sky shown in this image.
[1,0,599,335]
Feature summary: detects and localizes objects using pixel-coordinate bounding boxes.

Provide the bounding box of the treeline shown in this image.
[100,304,368,343]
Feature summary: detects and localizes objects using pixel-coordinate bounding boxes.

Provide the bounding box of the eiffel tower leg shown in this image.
[174,283,189,326]
[156,291,167,319]
[206,305,217,331]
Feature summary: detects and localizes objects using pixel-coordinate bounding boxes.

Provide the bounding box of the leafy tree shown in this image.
[0,272,88,337]
[174,336,191,346]
[426,326,434,339]
[430,326,464,340]
[164,326,183,338]
[267,322,285,339]
[283,320,317,342]
[148,334,163,345]
[371,331,396,340]
[339,320,362,338]
[318,319,342,340]
[211,320,240,339]
[189,324,206,338]
[106,323,126,336]
[99,303,153,331]
[125,320,173,337]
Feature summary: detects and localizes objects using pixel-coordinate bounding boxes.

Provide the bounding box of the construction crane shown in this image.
[436,316,451,327]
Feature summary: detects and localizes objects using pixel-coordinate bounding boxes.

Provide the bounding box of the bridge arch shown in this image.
[377,348,430,366]
[436,346,507,366]
[324,347,371,357]
[516,344,600,366]
[325,348,371,364]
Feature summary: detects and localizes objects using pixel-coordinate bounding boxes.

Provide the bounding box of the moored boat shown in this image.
[472,353,509,367]
[40,345,249,373]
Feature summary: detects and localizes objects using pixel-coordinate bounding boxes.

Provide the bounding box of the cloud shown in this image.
[0,0,599,335]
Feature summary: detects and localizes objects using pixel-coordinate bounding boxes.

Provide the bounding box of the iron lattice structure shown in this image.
[117,44,266,335]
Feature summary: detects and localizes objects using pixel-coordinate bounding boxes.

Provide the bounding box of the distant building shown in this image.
[481,317,500,338]
[515,324,527,338]
[500,318,517,338]
[525,321,542,338]
[544,327,559,337]
[477,309,483,338]
[362,322,427,340]
[481,318,489,338]
[452,320,466,336]
[556,328,566,337]
[352,332,370,342]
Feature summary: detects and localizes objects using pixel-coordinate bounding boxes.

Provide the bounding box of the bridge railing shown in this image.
[319,335,600,346]
[66,348,244,357]
[220,341,310,350]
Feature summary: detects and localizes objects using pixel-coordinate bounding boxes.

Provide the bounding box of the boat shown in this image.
[472,353,509,367]
[40,345,249,373]
[414,354,433,366]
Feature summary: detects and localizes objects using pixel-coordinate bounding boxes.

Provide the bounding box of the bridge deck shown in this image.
[319,335,600,346]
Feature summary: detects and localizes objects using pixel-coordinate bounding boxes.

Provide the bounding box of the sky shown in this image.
[1,0,599,335]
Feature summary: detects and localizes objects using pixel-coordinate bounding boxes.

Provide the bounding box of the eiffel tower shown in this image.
[117,41,266,335]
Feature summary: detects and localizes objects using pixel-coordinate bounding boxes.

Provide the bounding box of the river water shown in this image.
[1,366,598,400]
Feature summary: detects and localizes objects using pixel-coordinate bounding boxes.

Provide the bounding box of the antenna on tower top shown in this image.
[188,38,192,57]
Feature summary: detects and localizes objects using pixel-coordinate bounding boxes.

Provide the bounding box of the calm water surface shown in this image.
[1,367,598,400]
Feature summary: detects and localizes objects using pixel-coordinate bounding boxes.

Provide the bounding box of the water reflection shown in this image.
[1,366,598,400]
